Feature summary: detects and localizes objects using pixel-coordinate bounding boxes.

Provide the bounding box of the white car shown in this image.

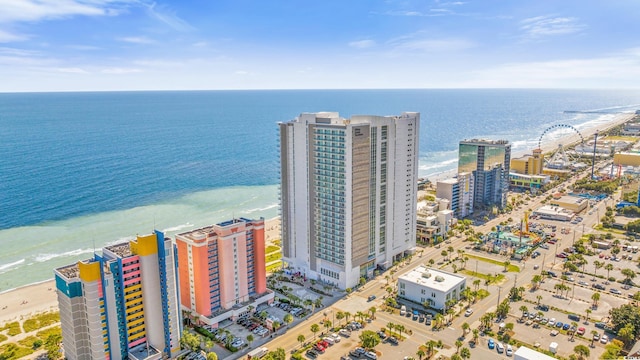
[548,318,556,326]
[600,334,609,344]
[464,309,473,317]
[496,342,505,353]
[506,344,513,356]
[330,333,341,343]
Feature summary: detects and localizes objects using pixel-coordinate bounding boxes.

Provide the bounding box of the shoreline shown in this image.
[427,112,636,183]
[0,113,635,327]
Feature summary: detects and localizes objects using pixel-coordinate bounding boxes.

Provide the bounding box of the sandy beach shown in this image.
[0,112,635,329]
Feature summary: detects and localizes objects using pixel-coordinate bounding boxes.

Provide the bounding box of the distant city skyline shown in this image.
[1,0,639,92]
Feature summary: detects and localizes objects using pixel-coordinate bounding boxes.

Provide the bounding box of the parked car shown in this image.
[610,288,622,295]
[577,327,586,335]
[488,338,495,349]
[367,295,377,301]
[496,342,505,354]
[364,351,378,360]
[506,344,513,356]
[601,334,609,344]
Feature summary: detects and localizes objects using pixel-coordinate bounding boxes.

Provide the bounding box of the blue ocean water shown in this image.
[1,89,640,290]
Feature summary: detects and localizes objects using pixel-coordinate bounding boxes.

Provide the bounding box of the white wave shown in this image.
[34,248,95,263]
[0,259,25,273]
[242,203,279,214]
[420,158,458,171]
[162,222,194,233]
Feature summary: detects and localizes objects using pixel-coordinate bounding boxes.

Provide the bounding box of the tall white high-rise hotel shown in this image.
[279,112,419,289]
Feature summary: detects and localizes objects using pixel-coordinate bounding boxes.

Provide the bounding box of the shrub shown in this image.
[1,322,21,336]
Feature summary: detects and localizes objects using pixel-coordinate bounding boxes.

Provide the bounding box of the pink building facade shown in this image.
[175,217,273,326]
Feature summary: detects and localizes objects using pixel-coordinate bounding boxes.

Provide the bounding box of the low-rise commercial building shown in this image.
[549,195,588,213]
[397,265,466,310]
[533,205,574,221]
[509,173,550,192]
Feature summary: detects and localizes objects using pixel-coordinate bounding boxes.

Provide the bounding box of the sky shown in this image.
[1,0,639,92]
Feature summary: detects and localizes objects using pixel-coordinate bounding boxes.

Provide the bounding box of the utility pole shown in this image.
[497,286,502,308]
[591,131,599,180]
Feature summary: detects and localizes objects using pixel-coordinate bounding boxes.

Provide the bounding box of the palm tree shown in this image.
[472,328,479,343]
[531,274,542,290]
[604,263,614,280]
[585,309,592,323]
[323,320,332,333]
[434,313,444,330]
[297,334,305,348]
[590,330,598,347]
[387,322,395,336]
[335,311,345,325]
[519,305,528,318]
[369,306,377,320]
[591,292,600,307]
[503,260,510,272]
[574,344,590,360]
[396,324,405,339]
[536,295,542,305]
[455,339,463,353]
[344,311,352,324]
[416,349,426,360]
[593,260,603,278]
[462,322,469,337]
[473,279,481,290]
[426,340,437,358]
[310,324,319,339]
[460,347,471,360]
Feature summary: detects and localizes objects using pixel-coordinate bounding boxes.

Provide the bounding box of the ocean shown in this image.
[1,89,640,291]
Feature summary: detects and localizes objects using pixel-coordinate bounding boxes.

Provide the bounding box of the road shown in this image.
[256,160,622,359]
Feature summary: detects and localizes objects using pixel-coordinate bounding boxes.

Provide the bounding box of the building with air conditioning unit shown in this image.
[397,265,466,310]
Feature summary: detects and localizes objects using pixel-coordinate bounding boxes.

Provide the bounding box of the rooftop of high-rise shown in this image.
[460,138,510,145]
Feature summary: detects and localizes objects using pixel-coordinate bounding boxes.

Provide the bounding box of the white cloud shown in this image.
[101,67,141,74]
[390,37,474,52]
[0,30,28,42]
[465,51,640,88]
[234,70,248,75]
[118,36,155,44]
[0,0,129,23]
[349,40,376,49]
[57,67,89,74]
[144,2,193,32]
[520,15,586,39]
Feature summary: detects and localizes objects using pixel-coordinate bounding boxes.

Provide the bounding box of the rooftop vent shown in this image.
[435,276,445,282]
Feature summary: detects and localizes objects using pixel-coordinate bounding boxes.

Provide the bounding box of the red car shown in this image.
[314,344,325,353]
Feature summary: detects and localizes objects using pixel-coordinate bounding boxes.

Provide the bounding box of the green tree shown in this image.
[297,334,305,347]
[246,334,254,347]
[359,330,381,349]
[460,347,471,360]
[519,305,528,318]
[336,311,345,325]
[455,339,463,353]
[416,349,426,360]
[263,348,286,360]
[284,313,293,328]
[462,322,470,337]
[206,352,218,360]
[617,323,636,348]
[604,263,614,279]
[621,268,637,284]
[44,333,63,360]
[573,344,590,360]
[591,292,601,307]
[310,324,320,339]
[503,260,510,272]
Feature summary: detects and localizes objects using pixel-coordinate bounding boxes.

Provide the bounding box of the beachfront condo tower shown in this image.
[279,112,420,289]
[174,217,274,327]
[54,231,182,360]
[458,139,511,209]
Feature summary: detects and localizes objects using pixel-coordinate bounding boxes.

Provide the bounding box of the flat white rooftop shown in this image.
[513,345,556,360]
[399,265,465,292]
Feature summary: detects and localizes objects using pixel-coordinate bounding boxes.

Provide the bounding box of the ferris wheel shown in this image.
[538,124,584,169]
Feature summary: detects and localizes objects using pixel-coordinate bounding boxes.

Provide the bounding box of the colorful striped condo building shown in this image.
[175,217,274,327]
[54,231,182,360]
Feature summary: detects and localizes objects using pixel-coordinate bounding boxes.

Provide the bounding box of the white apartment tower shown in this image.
[279,112,419,289]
